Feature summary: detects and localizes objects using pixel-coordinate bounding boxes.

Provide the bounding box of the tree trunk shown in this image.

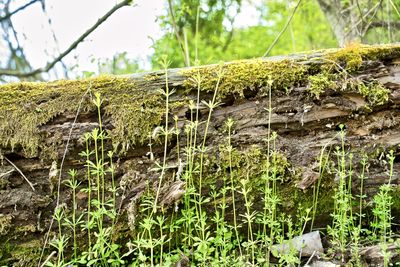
[1,44,400,265]
[316,0,361,46]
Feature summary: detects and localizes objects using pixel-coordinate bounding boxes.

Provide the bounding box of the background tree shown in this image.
[0,0,42,81]
[152,0,337,68]
[0,0,132,81]
[2,0,400,79]
[317,0,400,46]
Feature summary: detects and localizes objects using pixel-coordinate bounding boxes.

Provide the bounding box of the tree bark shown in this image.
[1,44,400,265]
[316,0,362,46]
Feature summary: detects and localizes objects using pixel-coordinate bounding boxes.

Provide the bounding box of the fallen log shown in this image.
[1,44,400,265]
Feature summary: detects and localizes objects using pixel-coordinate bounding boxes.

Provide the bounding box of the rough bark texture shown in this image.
[1,44,400,265]
[316,0,361,46]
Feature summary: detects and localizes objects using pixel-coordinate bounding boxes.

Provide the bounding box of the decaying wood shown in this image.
[1,44,400,265]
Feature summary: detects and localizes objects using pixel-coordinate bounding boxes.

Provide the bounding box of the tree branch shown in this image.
[222,16,236,52]
[315,0,333,12]
[263,0,302,57]
[4,155,35,191]
[360,0,383,37]
[0,0,41,22]
[0,0,133,78]
[167,0,190,67]
[369,20,400,29]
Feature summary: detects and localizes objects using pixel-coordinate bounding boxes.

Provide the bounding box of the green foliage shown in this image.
[308,73,336,99]
[5,0,400,265]
[326,126,356,261]
[358,81,390,106]
[259,0,337,53]
[160,0,242,37]
[7,51,395,266]
[45,93,123,267]
[152,0,337,68]
[97,52,142,75]
[0,44,398,159]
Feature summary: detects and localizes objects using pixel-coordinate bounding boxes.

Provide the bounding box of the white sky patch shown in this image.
[11,0,165,75]
[8,0,262,77]
[233,0,263,28]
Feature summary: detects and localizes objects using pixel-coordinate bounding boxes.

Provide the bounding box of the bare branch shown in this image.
[369,20,400,29]
[355,0,366,27]
[263,0,302,57]
[0,0,133,78]
[316,0,333,12]
[167,0,190,67]
[0,0,41,22]
[343,1,381,39]
[3,156,35,191]
[360,0,383,36]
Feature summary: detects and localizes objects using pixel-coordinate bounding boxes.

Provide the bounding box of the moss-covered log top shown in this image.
[1,44,400,158]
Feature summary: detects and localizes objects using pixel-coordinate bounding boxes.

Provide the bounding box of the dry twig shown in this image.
[0,0,133,78]
[3,155,35,191]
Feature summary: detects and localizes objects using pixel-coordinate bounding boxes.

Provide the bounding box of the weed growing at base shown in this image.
[46,93,123,266]
[45,67,398,267]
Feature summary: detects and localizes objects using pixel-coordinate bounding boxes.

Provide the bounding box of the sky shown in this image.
[6,0,262,77]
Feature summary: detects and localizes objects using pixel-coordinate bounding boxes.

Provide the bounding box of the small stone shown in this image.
[272,231,323,257]
[325,103,336,108]
[307,260,339,267]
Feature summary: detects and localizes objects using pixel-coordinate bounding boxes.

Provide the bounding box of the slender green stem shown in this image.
[311,144,332,231]
[72,177,77,259]
[227,120,242,257]
[97,101,106,211]
[154,59,171,212]
[85,137,92,253]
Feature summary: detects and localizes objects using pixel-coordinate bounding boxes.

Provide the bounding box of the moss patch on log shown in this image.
[307,73,337,99]
[182,44,400,98]
[358,81,390,107]
[0,239,42,266]
[198,144,336,230]
[1,44,400,158]
[181,59,307,97]
[323,43,400,72]
[0,214,12,235]
[306,44,395,105]
[0,75,164,157]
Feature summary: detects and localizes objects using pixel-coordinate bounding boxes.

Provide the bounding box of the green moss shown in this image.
[181,59,307,97]
[389,185,400,209]
[307,72,389,107]
[210,144,290,190]
[105,91,164,153]
[1,44,400,157]
[280,178,335,226]
[324,45,363,72]
[8,239,42,266]
[0,238,43,266]
[0,214,12,235]
[14,224,36,235]
[307,73,337,99]
[181,44,400,104]
[309,44,397,105]
[358,80,390,107]
[143,73,160,81]
[0,75,165,158]
[208,142,334,227]
[324,43,400,72]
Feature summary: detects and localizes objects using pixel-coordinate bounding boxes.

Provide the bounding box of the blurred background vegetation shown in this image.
[1,0,400,81]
